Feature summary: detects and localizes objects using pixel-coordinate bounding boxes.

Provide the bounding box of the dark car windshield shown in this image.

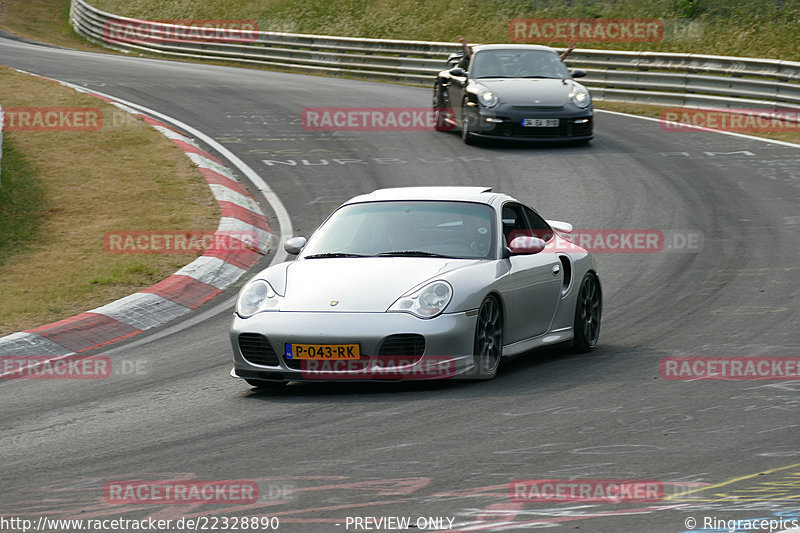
[472,50,570,79]
[300,201,496,260]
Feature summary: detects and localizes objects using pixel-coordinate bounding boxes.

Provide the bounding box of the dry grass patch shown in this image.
[0,0,106,51]
[0,66,219,336]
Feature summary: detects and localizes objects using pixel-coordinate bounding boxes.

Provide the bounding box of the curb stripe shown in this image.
[208,184,263,214]
[26,313,141,353]
[172,256,247,290]
[90,292,191,331]
[171,139,223,164]
[217,217,273,255]
[198,167,251,195]
[142,275,223,309]
[203,246,262,270]
[0,332,74,357]
[218,201,273,232]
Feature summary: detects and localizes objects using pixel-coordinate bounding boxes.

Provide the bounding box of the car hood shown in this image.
[280,257,478,312]
[477,78,576,107]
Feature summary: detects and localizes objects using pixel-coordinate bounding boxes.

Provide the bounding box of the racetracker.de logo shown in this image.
[509,479,663,503]
[300,357,457,380]
[660,108,800,133]
[301,108,454,131]
[103,19,260,44]
[1,356,111,380]
[104,480,259,504]
[2,107,102,131]
[660,357,800,380]
[510,18,664,43]
[510,229,664,253]
[104,230,258,254]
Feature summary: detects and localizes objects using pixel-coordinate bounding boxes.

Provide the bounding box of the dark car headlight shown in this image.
[570,87,591,108]
[478,89,499,108]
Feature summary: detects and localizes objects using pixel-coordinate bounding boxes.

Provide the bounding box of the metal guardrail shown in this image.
[70,0,800,115]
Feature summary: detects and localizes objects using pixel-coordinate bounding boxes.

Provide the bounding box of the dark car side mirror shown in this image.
[571,69,587,78]
[449,67,466,77]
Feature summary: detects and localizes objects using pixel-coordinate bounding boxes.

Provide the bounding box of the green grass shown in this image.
[0,140,44,267]
[89,0,800,60]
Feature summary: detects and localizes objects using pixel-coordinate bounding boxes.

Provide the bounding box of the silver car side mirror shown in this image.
[508,236,546,255]
[284,236,307,255]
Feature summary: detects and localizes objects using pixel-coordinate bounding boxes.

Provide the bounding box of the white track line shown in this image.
[596,109,800,149]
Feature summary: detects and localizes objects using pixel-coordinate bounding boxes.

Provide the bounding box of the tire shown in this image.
[572,273,602,352]
[472,295,503,379]
[461,103,478,145]
[432,86,450,132]
[244,379,286,391]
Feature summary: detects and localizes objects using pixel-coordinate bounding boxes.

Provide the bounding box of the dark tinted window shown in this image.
[472,50,570,79]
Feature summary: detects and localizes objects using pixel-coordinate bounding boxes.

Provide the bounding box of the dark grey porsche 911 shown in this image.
[433,44,593,144]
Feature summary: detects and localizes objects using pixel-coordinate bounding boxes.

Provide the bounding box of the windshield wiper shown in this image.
[476,76,507,79]
[520,75,560,79]
[304,252,370,259]
[376,250,455,258]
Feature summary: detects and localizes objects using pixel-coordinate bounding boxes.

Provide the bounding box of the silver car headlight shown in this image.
[236,280,282,318]
[478,89,499,108]
[388,280,453,319]
[570,87,591,108]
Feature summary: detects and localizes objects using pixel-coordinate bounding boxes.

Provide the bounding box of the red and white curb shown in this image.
[0,71,274,364]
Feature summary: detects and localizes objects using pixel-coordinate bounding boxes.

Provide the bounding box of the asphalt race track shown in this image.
[1,36,799,532]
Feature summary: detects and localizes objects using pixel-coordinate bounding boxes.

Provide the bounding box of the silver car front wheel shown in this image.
[473,295,502,379]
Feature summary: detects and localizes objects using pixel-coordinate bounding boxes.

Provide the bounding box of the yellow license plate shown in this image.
[286,343,360,360]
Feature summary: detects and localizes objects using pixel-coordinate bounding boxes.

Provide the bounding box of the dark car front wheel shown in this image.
[432,86,450,132]
[461,102,478,145]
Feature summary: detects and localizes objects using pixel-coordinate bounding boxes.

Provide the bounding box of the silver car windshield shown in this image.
[472,50,570,79]
[301,201,496,260]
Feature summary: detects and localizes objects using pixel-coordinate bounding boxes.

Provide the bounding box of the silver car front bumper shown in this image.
[230,310,478,382]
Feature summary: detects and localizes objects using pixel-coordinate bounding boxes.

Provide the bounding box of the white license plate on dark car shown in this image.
[522,118,559,127]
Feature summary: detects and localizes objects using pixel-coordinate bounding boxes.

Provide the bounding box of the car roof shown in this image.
[346,186,504,205]
[472,44,557,53]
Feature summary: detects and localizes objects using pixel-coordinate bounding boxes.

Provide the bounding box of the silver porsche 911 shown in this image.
[230,186,601,388]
